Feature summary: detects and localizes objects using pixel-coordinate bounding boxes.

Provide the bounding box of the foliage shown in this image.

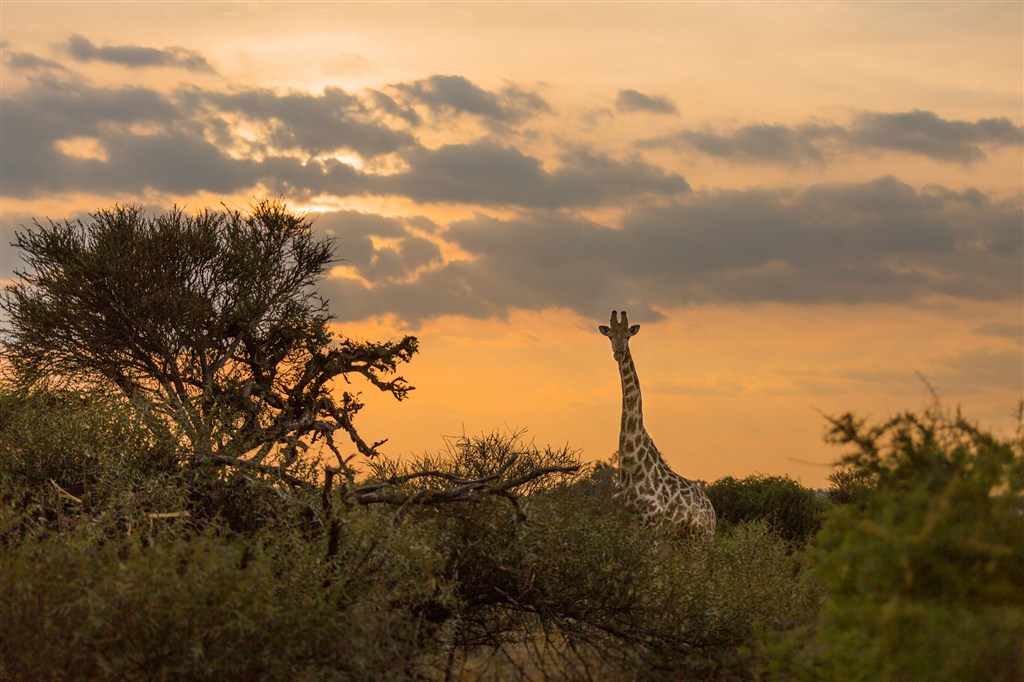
[372,446,819,681]
[0,513,448,681]
[0,397,817,681]
[704,474,830,545]
[355,430,581,517]
[823,464,875,506]
[0,385,319,539]
[0,201,417,479]
[7,209,1016,681]
[768,403,1024,681]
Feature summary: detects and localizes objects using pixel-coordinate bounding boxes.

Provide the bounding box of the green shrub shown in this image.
[0,510,451,681]
[0,396,821,681]
[0,386,172,492]
[769,404,1024,681]
[824,465,875,506]
[426,455,819,681]
[704,474,830,544]
[0,385,329,543]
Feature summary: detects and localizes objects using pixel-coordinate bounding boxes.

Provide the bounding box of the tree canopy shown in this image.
[1,200,417,477]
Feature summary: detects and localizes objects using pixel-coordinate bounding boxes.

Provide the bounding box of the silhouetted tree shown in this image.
[1,200,417,480]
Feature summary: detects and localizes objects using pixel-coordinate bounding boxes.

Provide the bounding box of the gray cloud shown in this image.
[65,34,215,73]
[381,143,689,208]
[2,77,675,209]
[323,176,1021,324]
[5,51,70,74]
[929,347,1024,395]
[0,80,377,199]
[2,81,184,196]
[849,109,1023,163]
[367,89,422,126]
[392,75,550,126]
[615,89,679,115]
[193,86,416,158]
[971,321,1023,342]
[315,211,443,282]
[641,111,1022,164]
[643,122,842,164]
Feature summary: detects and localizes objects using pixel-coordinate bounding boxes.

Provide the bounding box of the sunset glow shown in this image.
[2,1,1021,487]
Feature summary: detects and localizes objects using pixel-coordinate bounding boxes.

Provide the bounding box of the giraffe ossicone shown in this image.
[599,310,717,540]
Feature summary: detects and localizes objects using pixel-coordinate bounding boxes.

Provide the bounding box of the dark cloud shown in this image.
[64,34,215,73]
[322,177,1021,324]
[381,143,688,208]
[642,122,842,164]
[641,111,1022,164]
[615,89,679,115]
[367,89,422,126]
[1,81,183,196]
[392,75,550,126]
[0,80,381,199]
[315,211,443,283]
[848,109,1023,163]
[4,51,70,73]
[2,78,674,209]
[194,87,416,158]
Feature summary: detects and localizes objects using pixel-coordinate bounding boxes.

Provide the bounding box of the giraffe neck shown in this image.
[617,348,646,456]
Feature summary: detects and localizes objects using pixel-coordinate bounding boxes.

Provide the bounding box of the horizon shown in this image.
[2,1,1021,487]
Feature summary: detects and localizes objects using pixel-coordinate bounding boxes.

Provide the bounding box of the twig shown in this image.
[198,452,311,487]
[351,463,581,524]
[147,511,191,519]
[49,479,83,504]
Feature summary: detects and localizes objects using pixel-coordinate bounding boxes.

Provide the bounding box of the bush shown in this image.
[0,386,173,492]
[824,465,875,506]
[704,474,830,545]
[769,404,1024,681]
[421,454,819,681]
[0,392,820,681]
[0,517,449,681]
[0,385,320,541]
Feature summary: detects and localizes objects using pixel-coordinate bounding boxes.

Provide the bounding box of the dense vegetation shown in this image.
[1,204,1021,680]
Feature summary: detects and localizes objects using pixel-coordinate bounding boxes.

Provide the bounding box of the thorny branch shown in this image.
[348,454,581,523]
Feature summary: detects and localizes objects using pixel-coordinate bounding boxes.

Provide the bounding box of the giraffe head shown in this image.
[598,310,640,362]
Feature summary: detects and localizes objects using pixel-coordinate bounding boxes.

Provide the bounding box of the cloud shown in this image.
[194,86,417,158]
[4,50,70,74]
[2,78,677,209]
[315,211,443,283]
[0,80,377,198]
[392,75,550,126]
[615,89,679,115]
[972,321,1023,342]
[929,347,1024,394]
[1,81,183,196]
[0,79,387,198]
[381,142,689,208]
[642,122,842,164]
[64,34,215,73]
[848,109,1023,163]
[321,176,1021,324]
[641,110,1022,164]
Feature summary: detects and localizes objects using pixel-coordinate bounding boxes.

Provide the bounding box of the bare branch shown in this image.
[351,462,581,522]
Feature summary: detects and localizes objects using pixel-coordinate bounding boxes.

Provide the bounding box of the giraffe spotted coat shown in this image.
[599,310,716,540]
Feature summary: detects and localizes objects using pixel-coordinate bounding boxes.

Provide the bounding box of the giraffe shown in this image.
[598,310,716,540]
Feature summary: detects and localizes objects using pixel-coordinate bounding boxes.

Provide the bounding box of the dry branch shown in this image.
[350,457,581,523]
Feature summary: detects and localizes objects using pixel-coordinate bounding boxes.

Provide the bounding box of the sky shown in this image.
[1,1,1021,487]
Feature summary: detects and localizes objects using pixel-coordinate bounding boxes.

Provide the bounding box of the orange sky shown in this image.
[2,1,1021,487]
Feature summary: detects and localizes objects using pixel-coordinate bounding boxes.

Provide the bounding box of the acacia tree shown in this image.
[1,201,417,480]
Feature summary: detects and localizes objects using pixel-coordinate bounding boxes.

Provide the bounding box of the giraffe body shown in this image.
[599,310,716,539]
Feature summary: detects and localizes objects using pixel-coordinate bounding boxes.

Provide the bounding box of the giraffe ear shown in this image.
[598,325,611,336]
[628,325,640,336]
